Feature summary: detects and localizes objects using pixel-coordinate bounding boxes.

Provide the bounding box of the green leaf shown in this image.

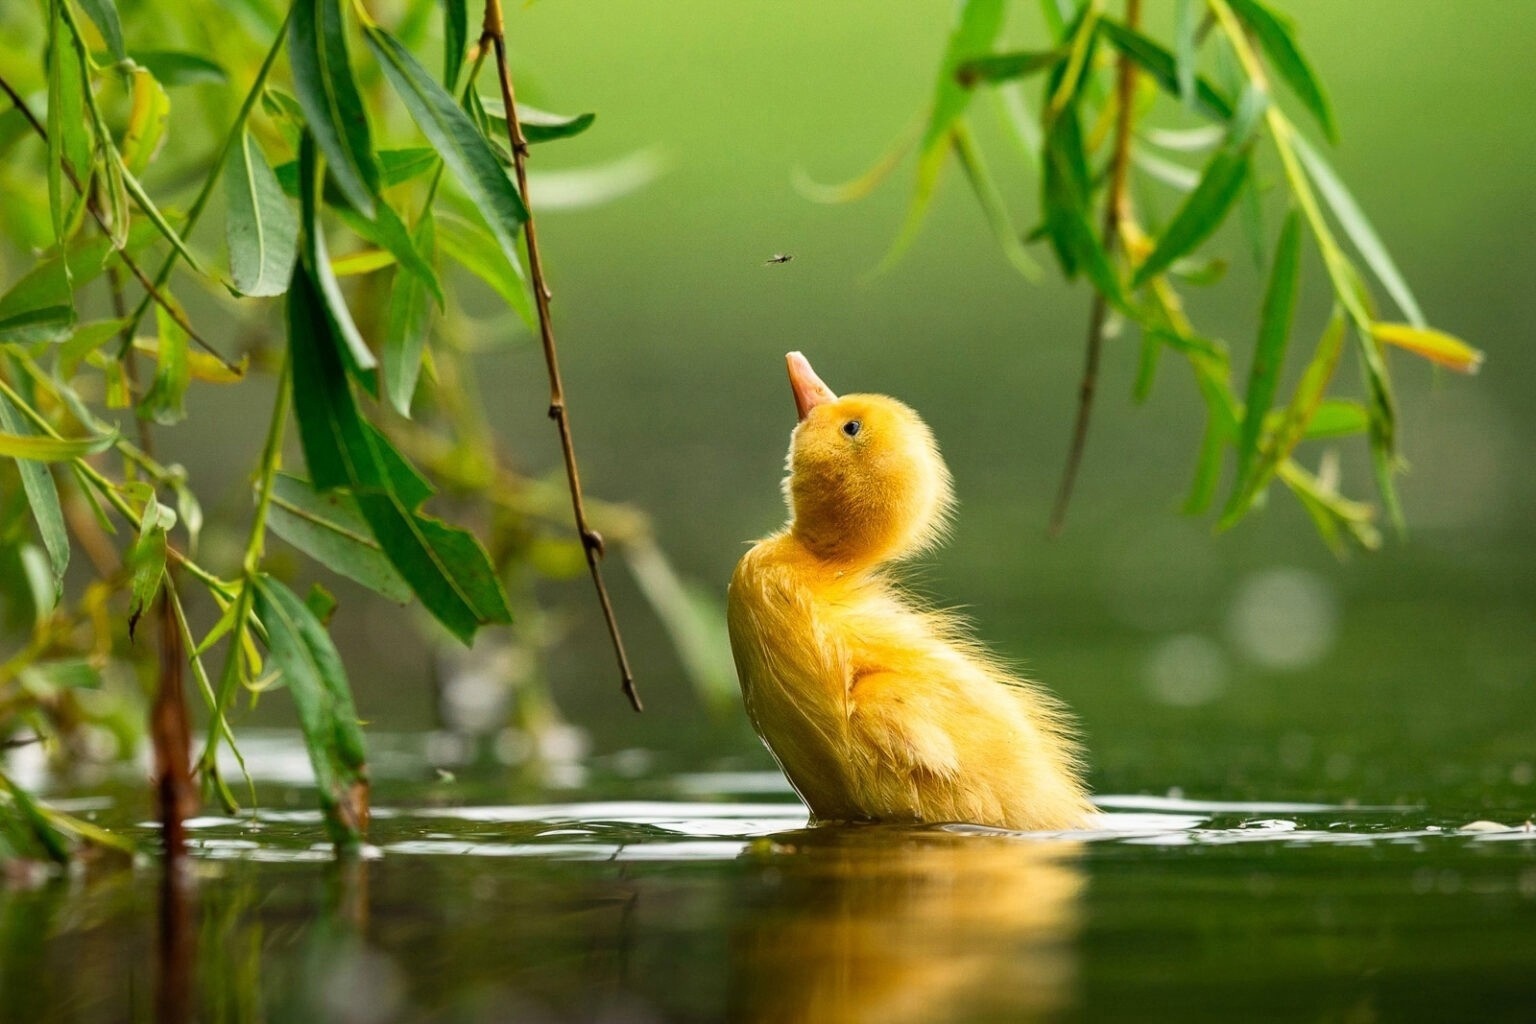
[1174,0,1198,107]
[274,147,439,195]
[955,48,1063,87]
[297,135,376,380]
[1223,209,1302,522]
[121,69,169,177]
[126,499,173,639]
[1290,132,1425,328]
[0,427,117,461]
[226,131,299,297]
[77,0,126,64]
[47,1,90,258]
[1098,18,1234,122]
[1132,109,1262,287]
[1232,309,1347,522]
[0,773,72,864]
[476,96,597,144]
[442,0,467,88]
[1040,109,1125,305]
[384,213,436,414]
[133,50,228,87]
[877,0,1008,273]
[289,0,379,216]
[333,193,443,306]
[0,392,67,598]
[1227,0,1335,141]
[952,120,1039,279]
[115,154,206,275]
[138,295,190,425]
[364,24,529,278]
[266,473,413,603]
[252,574,368,848]
[0,260,74,343]
[287,261,512,643]
[435,211,535,328]
[1298,398,1369,439]
[378,147,439,187]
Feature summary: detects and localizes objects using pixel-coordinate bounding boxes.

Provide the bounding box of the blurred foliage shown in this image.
[812,0,1483,551]
[0,0,728,859]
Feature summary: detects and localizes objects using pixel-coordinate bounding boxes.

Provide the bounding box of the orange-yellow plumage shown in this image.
[727,353,1091,831]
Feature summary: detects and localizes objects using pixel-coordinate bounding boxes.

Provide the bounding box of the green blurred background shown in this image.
[25,0,1536,809]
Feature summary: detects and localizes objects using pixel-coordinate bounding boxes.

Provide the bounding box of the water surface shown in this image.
[5,733,1534,1022]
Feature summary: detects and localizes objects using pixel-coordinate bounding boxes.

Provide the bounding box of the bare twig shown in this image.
[151,584,195,863]
[481,1,642,712]
[0,72,243,376]
[1049,0,1141,537]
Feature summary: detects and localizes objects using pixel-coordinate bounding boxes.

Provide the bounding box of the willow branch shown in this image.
[481,1,641,712]
[0,72,242,376]
[1049,0,1141,537]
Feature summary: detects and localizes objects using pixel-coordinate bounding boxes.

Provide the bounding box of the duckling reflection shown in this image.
[730,827,1084,1023]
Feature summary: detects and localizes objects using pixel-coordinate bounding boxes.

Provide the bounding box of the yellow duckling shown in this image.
[727,353,1091,831]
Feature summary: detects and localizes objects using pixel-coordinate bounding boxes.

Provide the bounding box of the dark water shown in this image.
[5,733,1535,1023]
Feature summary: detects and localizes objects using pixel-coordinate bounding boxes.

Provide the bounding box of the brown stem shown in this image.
[0,72,242,376]
[151,584,195,864]
[1049,0,1142,537]
[481,4,641,712]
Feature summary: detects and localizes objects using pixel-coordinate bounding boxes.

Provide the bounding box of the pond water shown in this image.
[5,732,1535,1022]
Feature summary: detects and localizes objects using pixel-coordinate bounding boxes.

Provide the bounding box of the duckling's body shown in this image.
[728,354,1091,831]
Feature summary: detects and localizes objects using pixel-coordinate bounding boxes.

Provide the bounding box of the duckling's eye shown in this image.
[842,420,862,438]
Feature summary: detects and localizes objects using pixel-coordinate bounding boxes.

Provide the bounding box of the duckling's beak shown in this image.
[787,352,837,421]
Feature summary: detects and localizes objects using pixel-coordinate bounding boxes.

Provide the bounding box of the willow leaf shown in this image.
[955,48,1063,87]
[1132,125,1257,288]
[364,24,528,277]
[1291,132,1424,327]
[442,0,467,88]
[384,213,436,415]
[1371,322,1483,374]
[0,428,117,461]
[297,135,376,379]
[875,0,1007,272]
[134,50,227,87]
[477,96,597,144]
[290,0,379,216]
[226,130,298,297]
[267,473,413,603]
[1227,0,1335,141]
[126,500,173,639]
[287,260,512,643]
[0,393,67,597]
[139,296,190,425]
[1098,18,1233,121]
[252,574,368,848]
[1225,210,1302,520]
[77,0,126,63]
[952,120,1039,280]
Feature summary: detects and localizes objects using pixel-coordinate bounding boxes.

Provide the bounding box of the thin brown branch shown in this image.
[481,4,642,712]
[1049,0,1142,537]
[151,583,195,864]
[0,72,243,377]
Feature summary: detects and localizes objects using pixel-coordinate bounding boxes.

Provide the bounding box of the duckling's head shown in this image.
[783,352,954,567]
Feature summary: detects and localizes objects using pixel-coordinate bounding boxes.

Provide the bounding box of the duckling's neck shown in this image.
[788,516,899,572]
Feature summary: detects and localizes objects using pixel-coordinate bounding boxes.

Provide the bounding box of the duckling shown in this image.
[727,353,1092,831]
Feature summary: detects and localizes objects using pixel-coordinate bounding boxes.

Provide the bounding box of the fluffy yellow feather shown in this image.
[727,353,1092,831]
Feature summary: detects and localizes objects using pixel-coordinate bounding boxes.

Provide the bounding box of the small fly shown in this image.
[765,252,794,265]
